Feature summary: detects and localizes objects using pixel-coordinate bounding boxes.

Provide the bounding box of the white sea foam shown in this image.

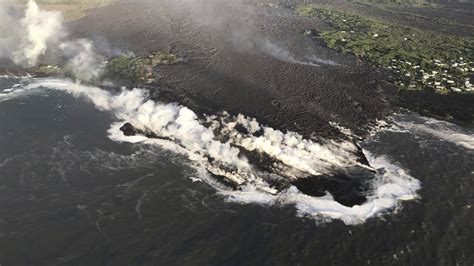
[0,89,25,102]
[395,115,474,150]
[4,78,423,224]
[221,151,420,225]
[0,81,37,102]
[0,74,32,80]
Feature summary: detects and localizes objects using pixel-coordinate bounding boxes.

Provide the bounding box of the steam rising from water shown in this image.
[12,0,63,66]
[0,0,419,224]
[0,0,421,225]
[60,39,105,82]
[3,78,421,225]
[0,0,105,81]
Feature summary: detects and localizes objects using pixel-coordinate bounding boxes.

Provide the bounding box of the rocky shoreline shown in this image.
[1,0,472,199]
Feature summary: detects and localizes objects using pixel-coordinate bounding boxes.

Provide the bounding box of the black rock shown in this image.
[120,122,138,136]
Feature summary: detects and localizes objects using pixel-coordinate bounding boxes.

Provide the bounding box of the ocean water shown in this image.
[0,77,472,265]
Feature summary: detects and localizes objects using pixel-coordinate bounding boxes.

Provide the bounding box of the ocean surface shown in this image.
[0,77,473,265]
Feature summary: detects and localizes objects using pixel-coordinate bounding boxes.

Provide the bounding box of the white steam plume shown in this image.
[0,0,105,82]
[0,4,16,58]
[261,41,341,67]
[207,113,371,179]
[60,39,105,82]
[12,78,421,225]
[261,41,319,66]
[12,0,63,67]
[23,79,251,173]
[231,32,338,67]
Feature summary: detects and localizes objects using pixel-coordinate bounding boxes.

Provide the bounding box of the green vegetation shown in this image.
[16,0,115,21]
[29,65,63,76]
[23,51,182,85]
[104,52,182,86]
[297,5,474,94]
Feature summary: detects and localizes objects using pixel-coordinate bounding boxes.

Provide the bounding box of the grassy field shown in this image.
[13,0,114,21]
[298,4,474,94]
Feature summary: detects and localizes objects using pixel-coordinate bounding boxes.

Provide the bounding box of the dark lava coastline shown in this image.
[3,0,473,137]
[0,1,473,265]
[66,0,394,141]
[60,0,474,207]
[68,0,473,128]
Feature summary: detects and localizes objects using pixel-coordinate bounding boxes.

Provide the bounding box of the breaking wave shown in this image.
[394,115,474,150]
[220,151,419,224]
[0,76,37,102]
[1,77,421,225]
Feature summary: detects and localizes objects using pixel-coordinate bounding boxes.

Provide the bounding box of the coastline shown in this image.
[3,0,471,136]
[1,1,473,265]
[66,0,392,140]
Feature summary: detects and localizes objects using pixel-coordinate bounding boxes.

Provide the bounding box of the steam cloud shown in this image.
[12,0,63,66]
[60,39,104,81]
[0,0,104,81]
[231,31,339,67]
[0,0,420,224]
[11,78,421,225]
[261,41,321,66]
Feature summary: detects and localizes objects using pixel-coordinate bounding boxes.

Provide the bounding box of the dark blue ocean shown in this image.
[0,77,472,265]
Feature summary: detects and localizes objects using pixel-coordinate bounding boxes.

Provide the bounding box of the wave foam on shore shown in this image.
[1,77,422,224]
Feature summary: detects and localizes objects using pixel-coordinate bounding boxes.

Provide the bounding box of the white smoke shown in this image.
[19,79,366,179]
[12,78,421,225]
[60,39,105,82]
[231,31,339,67]
[0,4,16,58]
[207,113,371,179]
[307,55,341,66]
[12,0,64,67]
[261,42,343,67]
[23,79,251,172]
[0,0,104,81]
[261,41,319,66]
